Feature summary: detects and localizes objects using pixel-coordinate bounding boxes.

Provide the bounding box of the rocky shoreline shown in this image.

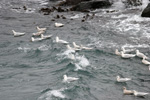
[41,0,150,18]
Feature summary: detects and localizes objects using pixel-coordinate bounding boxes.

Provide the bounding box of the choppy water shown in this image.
[0,0,150,100]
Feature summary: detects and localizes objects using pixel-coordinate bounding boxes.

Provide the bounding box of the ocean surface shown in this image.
[0,0,150,100]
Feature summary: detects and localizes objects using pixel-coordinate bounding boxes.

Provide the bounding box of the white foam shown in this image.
[38,88,66,100]
[17,47,31,52]
[76,55,90,67]
[74,63,82,71]
[38,45,49,51]
[142,0,149,10]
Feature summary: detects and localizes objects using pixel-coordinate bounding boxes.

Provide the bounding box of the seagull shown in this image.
[136,50,148,59]
[133,90,149,96]
[31,37,43,42]
[80,45,93,50]
[123,87,134,95]
[66,45,81,51]
[121,47,136,53]
[142,57,150,65]
[63,75,79,83]
[120,51,136,58]
[36,26,46,31]
[55,22,64,27]
[41,34,52,39]
[12,30,25,37]
[32,30,45,36]
[56,36,69,44]
[73,42,81,49]
[115,49,121,56]
[116,76,131,82]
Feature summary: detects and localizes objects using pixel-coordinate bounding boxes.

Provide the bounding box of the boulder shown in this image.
[70,0,112,12]
[141,3,150,17]
[121,0,142,7]
[56,0,91,6]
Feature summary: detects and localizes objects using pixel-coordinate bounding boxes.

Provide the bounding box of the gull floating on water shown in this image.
[63,75,79,83]
[31,37,43,42]
[120,51,136,58]
[32,30,45,36]
[133,90,149,96]
[66,45,81,51]
[55,22,64,27]
[41,34,52,39]
[37,26,46,31]
[73,42,81,49]
[12,30,25,37]
[123,87,134,95]
[116,76,131,82]
[115,49,121,56]
[142,57,150,65]
[121,47,136,53]
[136,50,148,59]
[56,36,69,44]
[80,45,93,50]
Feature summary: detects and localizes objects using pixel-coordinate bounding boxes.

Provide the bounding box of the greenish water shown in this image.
[0,0,150,100]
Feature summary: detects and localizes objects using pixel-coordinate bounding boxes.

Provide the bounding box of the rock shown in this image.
[65,0,91,5]
[57,0,91,6]
[141,3,150,17]
[70,0,112,12]
[122,0,142,7]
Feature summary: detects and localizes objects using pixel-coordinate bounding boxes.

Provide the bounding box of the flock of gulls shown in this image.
[115,47,149,97]
[12,24,149,98]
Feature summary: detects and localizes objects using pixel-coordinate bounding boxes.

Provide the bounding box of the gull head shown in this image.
[123,87,126,90]
[63,75,67,81]
[31,37,34,42]
[12,30,16,34]
[136,50,139,53]
[116,76,120,80]
[56,36,59,42]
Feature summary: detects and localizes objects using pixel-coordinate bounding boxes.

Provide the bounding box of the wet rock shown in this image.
[70,0,112,12]
[40,8,51,15]
[23,6,27,10]
[57,7,65,12]
[57,0,91,6]
[141,3,150,17]
[122,0,142,7]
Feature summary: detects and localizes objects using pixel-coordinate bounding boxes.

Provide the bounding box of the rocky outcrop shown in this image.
[56,0,91,6]
[40,0,112,14]
[70,0,112,12]
[141,3,150,17]
[122,0,142,7]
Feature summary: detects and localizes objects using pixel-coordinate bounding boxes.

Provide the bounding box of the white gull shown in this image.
[63,75,79,83]
[136,50,148,59]
[133,90,149,96]
[32,30,45,36]
[73,42,81,49]
[66,44,81,51]
[12,30,25,37]
[115,49,121,56]
[31,37,43,42]
[56,36,69,44]
[37,26,46,31]
[116,76,131,82]
[55,22,64,27]
[80,45,93,50]
[123,87,134,95]
[121,47,136,53]
[120,51,136,58]
[41,34,52,39]
[142,57,150,65]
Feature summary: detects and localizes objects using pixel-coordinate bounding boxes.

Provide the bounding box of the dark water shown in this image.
[0,0,150,100]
